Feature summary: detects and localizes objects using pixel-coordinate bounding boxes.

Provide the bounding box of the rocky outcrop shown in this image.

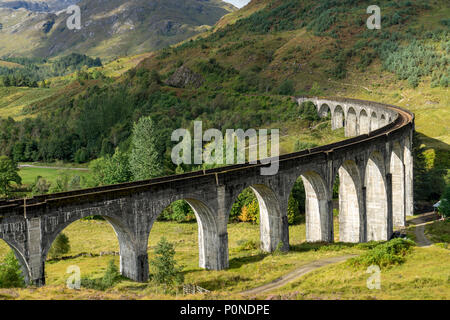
[166,66,204,88]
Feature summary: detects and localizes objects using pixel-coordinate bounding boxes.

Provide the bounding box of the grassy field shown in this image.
[18,166,91,187]
[0,213,448,300]
[0,217,366,299]
[425,219,450,245]
[263,245,449,300]
[259,217,450,300]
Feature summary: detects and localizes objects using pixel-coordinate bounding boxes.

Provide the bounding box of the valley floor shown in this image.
[0,214,448,300]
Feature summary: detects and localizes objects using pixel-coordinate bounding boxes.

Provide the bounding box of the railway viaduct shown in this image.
[0,96,415,286]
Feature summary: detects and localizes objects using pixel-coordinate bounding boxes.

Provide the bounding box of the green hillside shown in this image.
[0,0,449,301]
[0,0,448,199]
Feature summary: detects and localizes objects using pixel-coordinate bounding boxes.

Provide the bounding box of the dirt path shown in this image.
[240,212,441,296]
[408,212,439,247]
[240,254,357,296]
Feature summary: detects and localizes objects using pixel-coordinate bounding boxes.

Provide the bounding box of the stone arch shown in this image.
[336,160,364,243]
[333,105,345,129]
[43,213,137,282]
[0,238,30,285]
[346,107,357,137]
[391,142,405,227]
[359,109,370,134]
[319,104,331,118]
[365,151,389,241]
[404,136,414,217]
[380,114,387,127]
[301,171,332,242]
[249,184,285,252]
[229,183,286,253]
[151,197,223,270]
[370,112,379,131]
[184,198,221,269]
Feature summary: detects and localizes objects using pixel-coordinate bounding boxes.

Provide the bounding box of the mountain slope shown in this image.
[0,0,236,59]
[0,0,448,201]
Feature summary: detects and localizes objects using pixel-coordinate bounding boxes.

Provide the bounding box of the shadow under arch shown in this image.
[335,160,365,243]
[318,103,331,118]
[333,105,345,129]
[370,111,379,131]
[380,114,387,127]
[365,151,389,241]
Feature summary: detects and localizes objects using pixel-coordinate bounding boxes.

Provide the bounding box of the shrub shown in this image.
[81,259,121,291]
[348,238,415,269]
[237,240,258,252]
[276,79,295,95]
[150,237,184,288]
[438,184,450,218]
[238,201,259,223]
[0,251,25,288]
[160,200,195,222]
[287,195,300,225]
[299,101,320,121]
[48,233,70,260]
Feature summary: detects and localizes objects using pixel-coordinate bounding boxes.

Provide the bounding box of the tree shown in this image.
[438,184,450,218]
[0,156,22,197]
[150,237,184,288]
[0,251,25,288]
[287,195,300,225]
[48,233,71,259]
[89,148,132,186]
[129,116,164,181]
[31,176,51,196]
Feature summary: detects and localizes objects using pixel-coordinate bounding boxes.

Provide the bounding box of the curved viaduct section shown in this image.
[0,97,414,286]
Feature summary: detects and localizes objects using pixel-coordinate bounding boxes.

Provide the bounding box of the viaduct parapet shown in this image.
[0,96,415,286]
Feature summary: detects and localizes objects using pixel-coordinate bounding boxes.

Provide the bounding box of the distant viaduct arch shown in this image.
[0,96,414,286]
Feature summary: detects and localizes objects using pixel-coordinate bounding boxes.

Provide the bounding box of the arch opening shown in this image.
[370,112,379,131]
[319,104,332,119]
[333,105,345,129]
[300,171,332,242]
[229,185,286,254]
[346,107,357,137]
[359,109,370,135]
[335,161,364,243]
[365,152,389,241]
[43,215,122,285]
[391,143,405,227]
[150,198,222,271]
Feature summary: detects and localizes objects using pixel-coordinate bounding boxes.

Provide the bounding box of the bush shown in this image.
[276,79,295,95]
[0,251,25,288]
[349,238,415,269]
[238,201,259,223]
[81,259,121,291]
[287,195,300,225]
[438,184,450,218]
[236,240,258,252]
[150,237,184,288]
[48,233,70,260]
[160,200,195,222]
[299,101,320,121]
